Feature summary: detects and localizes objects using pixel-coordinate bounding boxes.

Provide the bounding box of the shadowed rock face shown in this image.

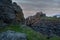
[13,2,25,24]
[0,30,27,40]
[25,12,60,37]
[0,0,25,27]
[0,0,12,4]
[0,0,15,26]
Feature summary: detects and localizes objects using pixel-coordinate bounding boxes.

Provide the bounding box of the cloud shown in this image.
[12,0,60,18]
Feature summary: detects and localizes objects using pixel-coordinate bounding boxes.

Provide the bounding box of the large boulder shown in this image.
[0,0,25,27]
[0,0,12,5]
[0,0,15,27]
[0,30,27,40]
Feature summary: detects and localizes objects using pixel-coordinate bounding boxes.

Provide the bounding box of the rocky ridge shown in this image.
[25,12,60,37]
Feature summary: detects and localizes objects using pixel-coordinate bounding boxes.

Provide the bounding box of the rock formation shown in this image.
[0,0,25,27]
[25,11,46,26]
[35,11,46,18]
[13,2,25,24]
[0,0,15,27]
[25,11,60,37]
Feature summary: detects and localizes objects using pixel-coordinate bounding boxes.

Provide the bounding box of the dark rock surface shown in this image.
[0,0,25,27]
[13,2,25,24]
[0,30,27,40]
[25,12,60,37]
[0,0,15,27]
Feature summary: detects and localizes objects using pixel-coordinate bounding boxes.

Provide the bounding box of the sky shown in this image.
[12,0,60,18]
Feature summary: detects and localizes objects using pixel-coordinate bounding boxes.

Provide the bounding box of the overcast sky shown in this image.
[12,0,60,18]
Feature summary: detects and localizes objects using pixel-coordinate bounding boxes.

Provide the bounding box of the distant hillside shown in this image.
[25,11,60,37]
[54,14,60,17]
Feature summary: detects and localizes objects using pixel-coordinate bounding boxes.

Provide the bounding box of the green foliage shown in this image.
[40,16,60,20]
[0,25,60,40]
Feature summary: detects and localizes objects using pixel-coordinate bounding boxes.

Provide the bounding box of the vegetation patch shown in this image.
[0,25,60,40]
